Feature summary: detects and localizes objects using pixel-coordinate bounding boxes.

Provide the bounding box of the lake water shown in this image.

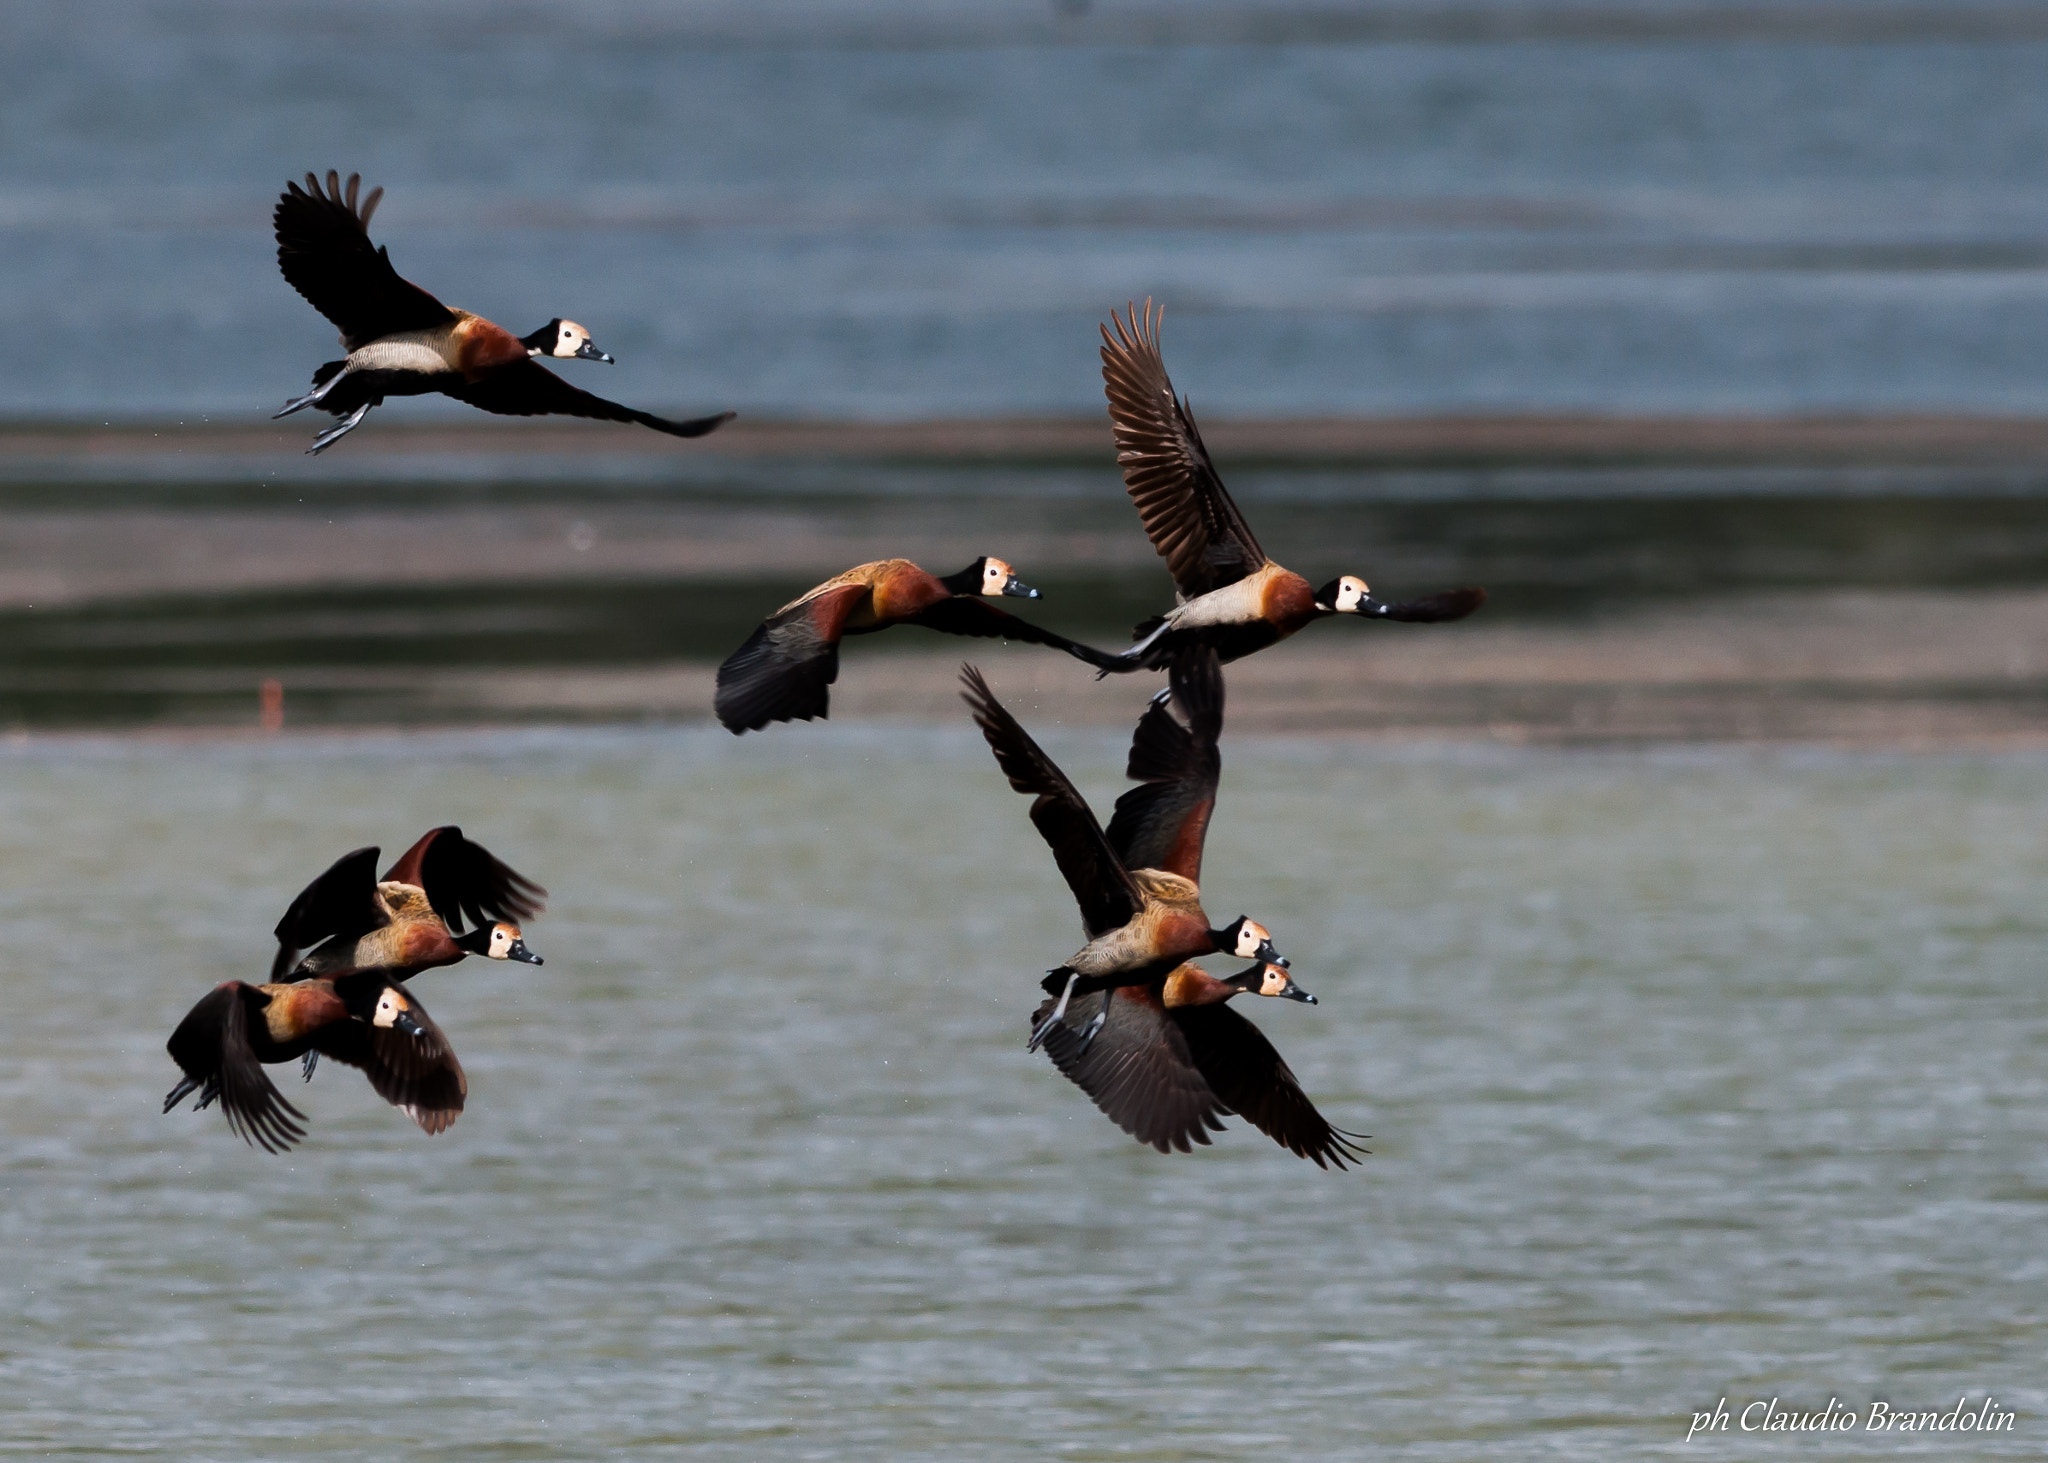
[2,725,2044,1457]
[12,2,2048,417]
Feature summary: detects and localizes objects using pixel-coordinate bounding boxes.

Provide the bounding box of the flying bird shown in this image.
[272,171,735,452]
[162,973,465,1153]
[1036,961,1367,1168]
[1095,301,1484,671]
[716,556,1120,733]
[961,646,1283,1054]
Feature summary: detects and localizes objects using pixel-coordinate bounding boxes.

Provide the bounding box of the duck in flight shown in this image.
[272,171,735,453]
[162,973,465,1153]
[1095,301,1485,671]
[715,556,1120,733]
[961,645,1284,1055]
[1036,961,1367,1168]
[270,825,545,984]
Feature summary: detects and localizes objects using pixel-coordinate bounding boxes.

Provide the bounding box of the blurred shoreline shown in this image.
[8,413,2048,743]
[16,412,2048,472]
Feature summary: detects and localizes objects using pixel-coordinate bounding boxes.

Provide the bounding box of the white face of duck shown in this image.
[537,319,613,363]
[1251,963,1317,1002]
[371,986,424,1034]
[486,922,545,965]
[975,556,1042,599]
[1323,575,1371,614]
[1226,917,1282,963]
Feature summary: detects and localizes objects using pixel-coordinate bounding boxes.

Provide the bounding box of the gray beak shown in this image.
[1255,938,1286,967]
[507,939,544,966]
[574,341,614,364]
[393,1010,426,1038]
[1280,982,1317,1004]
[1001,575,1041,599]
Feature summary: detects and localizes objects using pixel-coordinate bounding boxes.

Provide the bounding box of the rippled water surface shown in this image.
[13,2,2048,415]
[1,726,2044,1457]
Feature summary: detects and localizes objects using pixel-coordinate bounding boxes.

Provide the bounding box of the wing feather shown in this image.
[714,581,870,732]
[274,171,454,349]
[1034,985,1229,1153]
[960,665,1142,937]
[164,984,308,1154]
[384,826,546,935]
[1174,1003,1368,1170]
[271,847,386,981]
[313,980,467,1135]
[1100,300,1265,598]
[1104,646,1223,880]
[443,361,733,438]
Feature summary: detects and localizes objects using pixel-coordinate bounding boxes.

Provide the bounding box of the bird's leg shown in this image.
[1028,970,1081,1052]
[301,1050,320,1082]
[274,370,348,419]
[1071,990,1112,1057]
[162,1075,200,1113]
[194,1079,221,1112]
[307,403,372,454]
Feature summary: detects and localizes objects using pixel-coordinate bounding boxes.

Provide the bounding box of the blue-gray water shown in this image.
[2,726,2044,1457]
[13,1,2048,418]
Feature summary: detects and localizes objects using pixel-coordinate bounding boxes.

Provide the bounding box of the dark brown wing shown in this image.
[909,597,1124,670]
[714,581,870,733]
[384,826,546,935]
[1104,645,1223,881]
[1035,984,1229,1153]
[960,665,1143,938]
[164,984,308,1153]
[313,982,467,1136]
[443,361,734,438]
[274,171,455,350]
[271,846,387,982]
[1364,586,1488,623]
[1174,1003,1368,1170]
[1100,300,1265,598]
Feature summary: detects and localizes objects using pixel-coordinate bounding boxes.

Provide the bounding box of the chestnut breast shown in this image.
[1259,569,1319,636]
[454,316,528,378]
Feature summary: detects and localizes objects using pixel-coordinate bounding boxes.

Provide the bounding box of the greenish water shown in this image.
[1,727,2043,1457]
[14,483,2048,727]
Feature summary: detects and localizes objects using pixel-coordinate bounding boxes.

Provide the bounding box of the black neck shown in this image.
[936,560,987,596]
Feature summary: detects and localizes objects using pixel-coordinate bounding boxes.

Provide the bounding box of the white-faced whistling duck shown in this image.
[1093,301,1485,672]
[163,973,465,1153]
[1035,961,1368,1168]
[271,825,545,985]
[961,644,1284,1053]
[273,171,736,453]
[714,556,1121,733]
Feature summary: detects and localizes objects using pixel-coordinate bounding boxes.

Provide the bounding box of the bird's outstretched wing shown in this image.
[383,826,546,935]
[1175,1003,1368,1169]
[1364,587,1488,623]
[314,980,467,1136]
[1104,646,1223,881]
[1100,300,1265,599]
[443,361,734,439]
[910,597,1124,670]
[274,171,456,350]
[1034,984,1229,1153]
[163,983,307,1153]
[960,665,1143,937]
[270,846,387,982]
[714,582,871,732]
